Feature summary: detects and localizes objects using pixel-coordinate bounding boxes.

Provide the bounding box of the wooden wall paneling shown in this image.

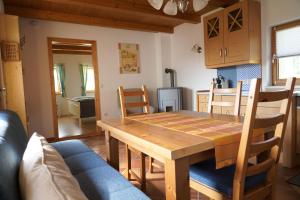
[0,14,27,130]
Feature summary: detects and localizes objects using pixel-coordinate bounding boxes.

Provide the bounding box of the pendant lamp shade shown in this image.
[163,0,178,16]
[178,0,189,13]
[147,0,164,10]
[193,0,209,12]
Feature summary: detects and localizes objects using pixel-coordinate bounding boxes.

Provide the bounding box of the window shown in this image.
[53,66,61,94]
[86,67,95,92]
[272,19,300,85]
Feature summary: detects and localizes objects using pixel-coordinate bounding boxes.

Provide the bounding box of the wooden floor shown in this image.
[80,135,300,200]
[58,116,97,138]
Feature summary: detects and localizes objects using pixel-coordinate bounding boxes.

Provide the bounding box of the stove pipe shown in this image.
[165,68,175,87]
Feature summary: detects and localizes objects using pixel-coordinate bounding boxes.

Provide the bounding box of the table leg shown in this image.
[105,130,119,171]
[139,152,146,192]
[165,157,190,200]
[125,144,131,180]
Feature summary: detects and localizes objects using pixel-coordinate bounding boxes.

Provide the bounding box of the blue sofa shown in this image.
[0,111,149,200]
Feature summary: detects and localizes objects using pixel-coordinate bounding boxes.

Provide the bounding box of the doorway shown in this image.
[48,37,101,139]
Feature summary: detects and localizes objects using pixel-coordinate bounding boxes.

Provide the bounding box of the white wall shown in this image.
[20,19,160,137]
[171,23,216,110]
[159,11,219,111]
[260,0,300,86]
[53,54,93,116]
[0,0,4,14]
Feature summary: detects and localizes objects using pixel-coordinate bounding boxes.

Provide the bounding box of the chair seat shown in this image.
[189,159,267,198]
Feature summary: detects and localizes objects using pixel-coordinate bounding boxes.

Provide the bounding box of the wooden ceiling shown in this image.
[3,0,238,33]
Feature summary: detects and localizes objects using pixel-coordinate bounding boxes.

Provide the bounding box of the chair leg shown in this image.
[148,156,154,173]
[140,152,146,192]
[125,145,131,180]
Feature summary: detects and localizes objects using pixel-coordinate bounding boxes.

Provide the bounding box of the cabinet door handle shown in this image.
[219,48,223,57]
[224,48,228,56]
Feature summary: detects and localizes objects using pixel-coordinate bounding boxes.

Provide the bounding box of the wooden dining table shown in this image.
[97,110,244,200]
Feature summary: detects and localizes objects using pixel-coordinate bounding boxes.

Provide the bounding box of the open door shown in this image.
[48,37,101,140]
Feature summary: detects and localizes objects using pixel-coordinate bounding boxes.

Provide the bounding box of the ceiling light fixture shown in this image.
[147,0,164,10]
[163,0,178,16]
[148,0,209,15]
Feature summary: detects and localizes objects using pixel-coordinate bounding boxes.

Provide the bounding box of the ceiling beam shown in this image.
[52,44,92,51]
[52,49,92,55]
[5,5,174,33]
[42,0,198,23]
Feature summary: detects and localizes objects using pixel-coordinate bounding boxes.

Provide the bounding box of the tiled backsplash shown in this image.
[217,67,237,88]
[217,64,261,91]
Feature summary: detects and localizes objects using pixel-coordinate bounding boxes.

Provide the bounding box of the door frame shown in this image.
[47,37,101,140]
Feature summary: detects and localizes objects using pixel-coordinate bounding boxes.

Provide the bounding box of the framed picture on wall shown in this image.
[119,43,140,74]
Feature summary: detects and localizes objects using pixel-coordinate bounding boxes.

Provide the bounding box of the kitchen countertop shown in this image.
[196,90,249,96]
[197,90,300,97]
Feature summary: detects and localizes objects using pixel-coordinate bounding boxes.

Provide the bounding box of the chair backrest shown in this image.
[118,85,150,118]
[208,81,242,116]
[233,77,296,199]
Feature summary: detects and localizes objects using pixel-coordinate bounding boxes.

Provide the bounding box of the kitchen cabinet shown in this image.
[196,92,299,168]
[203,10,224,66]
[203,0,261,68]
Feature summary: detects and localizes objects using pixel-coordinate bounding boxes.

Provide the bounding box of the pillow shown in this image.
[19,133,88,200]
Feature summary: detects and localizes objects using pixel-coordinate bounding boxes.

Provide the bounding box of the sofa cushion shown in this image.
[19,133,88,200]
[190,159,267,198]
[51,140,92,158]
[0,110,28,200]
[64,152,108,175]
[52,140,150,200]
[75,166,138,200]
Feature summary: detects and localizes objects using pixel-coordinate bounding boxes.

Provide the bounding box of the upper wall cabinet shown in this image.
[204,0,261,68]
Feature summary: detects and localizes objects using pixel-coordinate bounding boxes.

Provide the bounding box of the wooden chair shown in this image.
[118,85,159,191]
[190,77,296,200]
[208,81,243,116]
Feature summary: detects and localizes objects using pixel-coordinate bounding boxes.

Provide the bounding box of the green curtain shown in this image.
[79,64,88,96]
[56,64,66,97]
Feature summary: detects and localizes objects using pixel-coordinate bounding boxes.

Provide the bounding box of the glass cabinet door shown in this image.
[223,2,249,64]
[204,10,224,67]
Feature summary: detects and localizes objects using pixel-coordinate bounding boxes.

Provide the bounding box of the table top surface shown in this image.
[97,111,243,160]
